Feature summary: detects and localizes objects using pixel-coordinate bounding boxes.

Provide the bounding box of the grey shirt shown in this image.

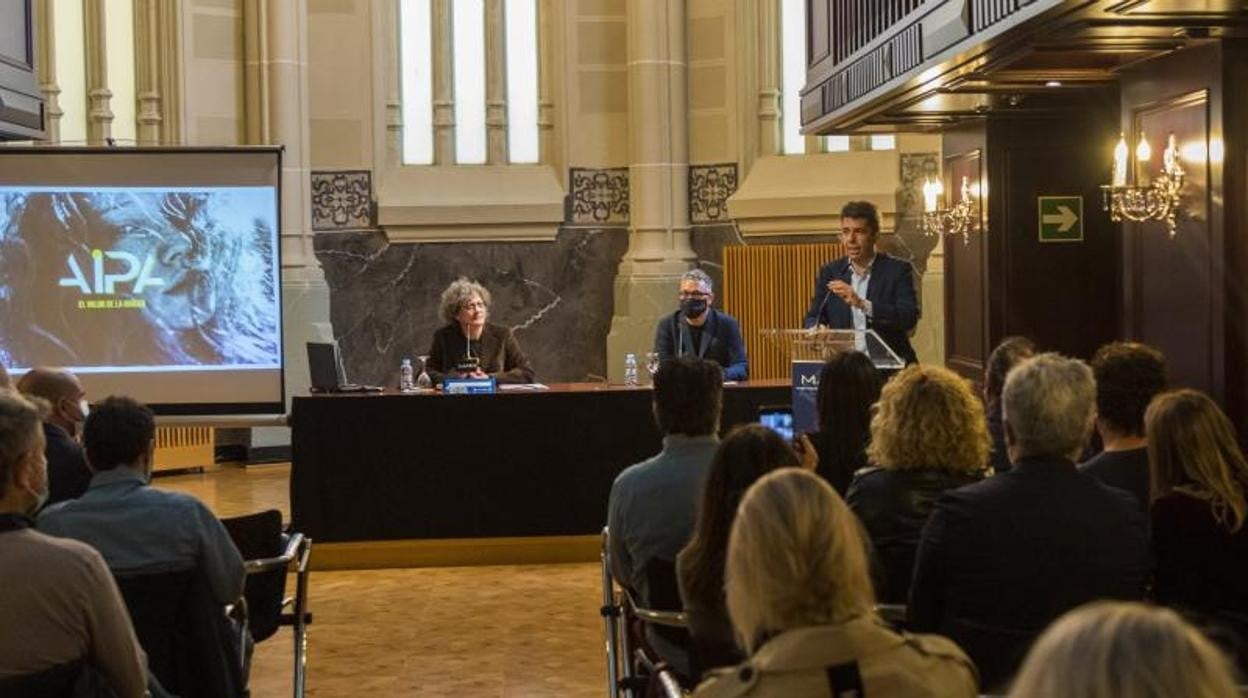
[0,527,149,698]
[38,468,245,604]
[607,433,719,606]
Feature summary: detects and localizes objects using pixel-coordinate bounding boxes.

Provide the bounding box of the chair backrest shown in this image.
[0,659,116,698]
[221,509,286,642]
[114,570,243,698]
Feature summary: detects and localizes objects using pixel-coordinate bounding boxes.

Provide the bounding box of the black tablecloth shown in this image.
[290,382,790,542]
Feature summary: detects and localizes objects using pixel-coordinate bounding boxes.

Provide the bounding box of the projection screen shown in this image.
[0,147,284,415]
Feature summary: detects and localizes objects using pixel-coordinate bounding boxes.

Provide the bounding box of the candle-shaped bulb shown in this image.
[1113,133,1128,187]
[960,176,972,201]
[1163,133,1178,174]
[1136,132,1152,163]
[923,178,943,213]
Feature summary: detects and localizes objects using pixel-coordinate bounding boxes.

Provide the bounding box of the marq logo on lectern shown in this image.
[59,249,166,295]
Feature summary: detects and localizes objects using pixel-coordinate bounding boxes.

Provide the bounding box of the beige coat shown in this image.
[693,615,978,697]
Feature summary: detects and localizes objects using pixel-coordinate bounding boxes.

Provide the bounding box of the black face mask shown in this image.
[681,298,708,319]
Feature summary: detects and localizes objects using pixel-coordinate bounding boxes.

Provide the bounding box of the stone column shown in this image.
[33,0,61,143]
[381,0,403,169]
[485,0,508,164]
[134,0,163,144]
[606,0,695,381]
[756,0,781,158]
[431,0,455,164]
[83,0,112,144]
[243,0,331,447]
[537,0,555,166]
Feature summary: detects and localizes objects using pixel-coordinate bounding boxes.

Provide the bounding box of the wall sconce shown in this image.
[922,175,980,244]
[1101,131,1185,237]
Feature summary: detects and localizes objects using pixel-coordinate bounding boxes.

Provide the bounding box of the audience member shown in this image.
[1007,602,1242,698]
[983,336,1034,473]
[16,367,92,505]
[1080,342,1166,515]
[608,357,723,673]
[1146,389,1248,661]
[653,269,749,380]
[694,468,977,697]
[847,364,988,603]
[909,353,1149,690]
[677,424,802,676]
[38,396,245,605]
[0,363,10,391]
[0,391,148,697]
[806,350,882,494]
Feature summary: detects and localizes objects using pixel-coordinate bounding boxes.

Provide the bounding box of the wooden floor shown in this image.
[154,465,606,697]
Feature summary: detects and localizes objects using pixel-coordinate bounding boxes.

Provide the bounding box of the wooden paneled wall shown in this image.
[723,242,844,380]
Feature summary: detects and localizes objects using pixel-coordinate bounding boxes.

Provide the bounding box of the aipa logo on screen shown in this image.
[59,249,167,295]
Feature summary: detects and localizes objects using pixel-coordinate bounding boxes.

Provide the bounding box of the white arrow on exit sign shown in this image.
[1042,205,1079,232]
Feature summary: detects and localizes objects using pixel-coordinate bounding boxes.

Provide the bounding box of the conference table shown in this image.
[289,379,790,543]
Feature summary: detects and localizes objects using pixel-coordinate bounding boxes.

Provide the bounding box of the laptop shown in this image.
[307,342,378,393]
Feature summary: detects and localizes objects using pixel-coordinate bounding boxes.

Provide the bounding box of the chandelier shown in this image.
[922,175,979,244]
[1100,132,1185,238]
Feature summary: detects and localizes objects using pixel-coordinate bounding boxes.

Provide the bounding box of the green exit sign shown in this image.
[1038,196,1084,242]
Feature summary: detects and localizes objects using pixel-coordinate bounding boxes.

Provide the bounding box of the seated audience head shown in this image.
[984,336,1035,407]
[680,424,802,604]
[83,396,157,479]
[1146,389,1248,531]
[652,357,723,437]
[16,367,87,438]
[439,277,492,332]
[0,391,48,515]
[867,363,989,473]
[726,468,874,653]
[1092,342,1166,439]
[1008,602,1241,698]
[816,350,882,437]
[1002,353,1096,463]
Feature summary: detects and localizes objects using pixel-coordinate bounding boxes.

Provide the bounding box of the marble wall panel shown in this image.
[314,227,629,385]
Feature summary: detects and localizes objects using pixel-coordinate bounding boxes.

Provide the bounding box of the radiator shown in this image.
[152,426,215,472]
[722,242,844,380]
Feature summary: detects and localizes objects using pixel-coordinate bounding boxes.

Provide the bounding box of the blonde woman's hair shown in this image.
[867,364,989,472]
[1146,389,1248,532]
[725,468,875,654]
[438,277,492,324]
[1008,602,1241,698]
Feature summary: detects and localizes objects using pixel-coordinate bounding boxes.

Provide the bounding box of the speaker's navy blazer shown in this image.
[803,252,920,364]
[653,308,749,380]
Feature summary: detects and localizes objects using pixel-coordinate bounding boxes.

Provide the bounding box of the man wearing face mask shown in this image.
[0,392,150,696]
[16,367,92,506]
[653,269,749,381]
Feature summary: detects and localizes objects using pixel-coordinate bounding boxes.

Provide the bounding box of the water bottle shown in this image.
[624,352,639,387]
[399,358,416,393]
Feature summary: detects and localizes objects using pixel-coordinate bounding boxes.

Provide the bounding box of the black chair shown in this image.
[601,527,691,698]
[114,570,245,698]
[0,659,115,698]
[221,509,313,698]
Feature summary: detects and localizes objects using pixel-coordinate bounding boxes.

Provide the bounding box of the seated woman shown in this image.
[694,468,977,697]
[983,336,1035,473]
[1146,389,1248,670]
[677,425,809,678]
[1008,602,1241,698]
[847,364,989,604]
[805,351,882,495]
[426,277,535,385]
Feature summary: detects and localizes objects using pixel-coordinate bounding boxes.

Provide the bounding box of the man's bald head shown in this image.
[17,368,82,403]
[17,368,87,436]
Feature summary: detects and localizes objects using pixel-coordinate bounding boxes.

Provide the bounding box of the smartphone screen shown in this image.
[758,407,795,442]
